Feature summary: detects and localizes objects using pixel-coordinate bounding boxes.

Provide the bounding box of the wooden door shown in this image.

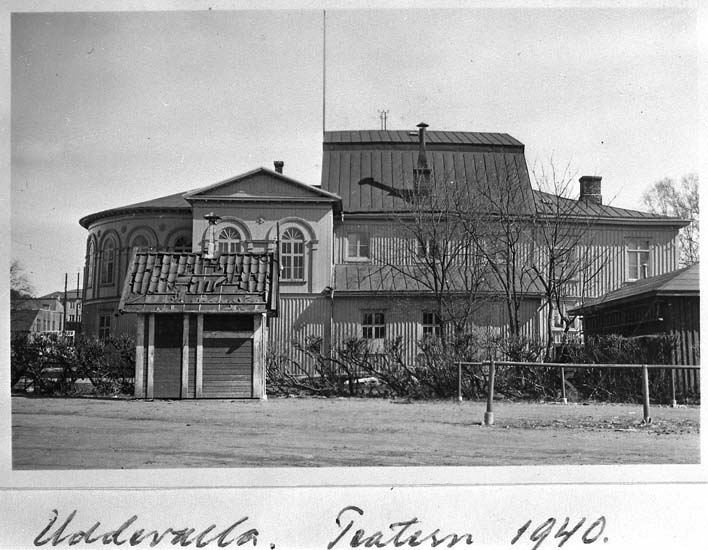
[202,315,254,398]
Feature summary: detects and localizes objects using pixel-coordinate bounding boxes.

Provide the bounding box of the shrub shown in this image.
[11,333,135,396]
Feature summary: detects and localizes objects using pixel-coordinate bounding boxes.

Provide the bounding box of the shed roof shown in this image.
[570,263,700,315]
[119,251,277,314]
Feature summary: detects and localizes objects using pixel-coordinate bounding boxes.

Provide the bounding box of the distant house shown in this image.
[570,263,700,365]
[11,297,65,338]
[78,123,688,399]
[37,288,83,333]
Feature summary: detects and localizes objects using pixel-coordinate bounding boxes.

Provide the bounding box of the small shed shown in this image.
[570,263,700,366]
[119,251,278,399]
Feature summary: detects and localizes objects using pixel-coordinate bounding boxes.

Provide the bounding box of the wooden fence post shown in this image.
[560,367,567,404]
[670,369,677,408]
[484,359,495,426]
[642,364,651,424]
[457,362,463,402]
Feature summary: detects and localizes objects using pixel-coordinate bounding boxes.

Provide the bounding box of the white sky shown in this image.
[9,5,700,296]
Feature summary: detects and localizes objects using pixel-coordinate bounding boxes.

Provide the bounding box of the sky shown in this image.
[9,5,700,296]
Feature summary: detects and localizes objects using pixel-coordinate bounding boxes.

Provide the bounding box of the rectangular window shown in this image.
[100,246,115,285]
[417,238,443,260]
[347,232,370,260]
[281,241,305,281]
[627,239,650,281]
[422,311,443,337]
[98,314,111,340]
[69,314,75,322]
[362,311,385,339]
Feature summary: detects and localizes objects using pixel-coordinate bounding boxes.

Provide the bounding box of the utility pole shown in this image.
[63,273,68,333]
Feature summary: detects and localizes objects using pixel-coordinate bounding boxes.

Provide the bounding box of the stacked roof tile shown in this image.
[119,251,277,314]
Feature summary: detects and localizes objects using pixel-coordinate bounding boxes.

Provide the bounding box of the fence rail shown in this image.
[456,360,700,426]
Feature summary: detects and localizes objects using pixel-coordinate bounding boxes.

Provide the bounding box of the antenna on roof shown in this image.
[378,109,389,130]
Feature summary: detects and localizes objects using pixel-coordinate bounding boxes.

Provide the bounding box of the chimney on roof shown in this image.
[274,161,284,174]
[579,175,602,205]
[413,122,432,194]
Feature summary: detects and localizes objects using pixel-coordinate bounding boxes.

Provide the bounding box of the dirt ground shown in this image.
[11,396,700,469]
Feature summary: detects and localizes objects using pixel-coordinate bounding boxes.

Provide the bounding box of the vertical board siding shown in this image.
[330,296,541,367]
[187,317,197,398]
[268,295,331,375]
[334,221,679,302]
[202,337,253,398]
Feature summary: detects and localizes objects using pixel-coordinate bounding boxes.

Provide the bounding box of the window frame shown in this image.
[130,234,151,251]
[346,232,370,262]
[626,239,651,281]
[280,227,306,282]
[422,311,443,338]
[362,311,386,340]
[86,239,96,288]
[98,314,111,341]
[172,235,192,253]
[217,226,243,254]
[99,238,116,286]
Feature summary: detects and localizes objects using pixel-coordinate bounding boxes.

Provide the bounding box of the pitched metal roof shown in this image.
[322,140,534,213]
[333,264,545,295]
[570,263,699,314]
[533,190,689,225]
[79,191,193,228]
[325,130,523,147]
[119,251,277,314]
[80,168,341,228]
[184,167,341,203]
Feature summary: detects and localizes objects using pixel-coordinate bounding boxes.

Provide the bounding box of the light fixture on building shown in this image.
[204,212,221,260]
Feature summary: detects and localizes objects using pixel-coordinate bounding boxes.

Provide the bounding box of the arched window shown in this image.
[281,228,305,281]
[217,226,242,253]
[86,239,96,288]
[173,235,192,253]
[100,239,116,285]
[131,235,150,251]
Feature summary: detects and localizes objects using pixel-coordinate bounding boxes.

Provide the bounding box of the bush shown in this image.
[267,331,691,403]
[11,333,135,396]
[556,333,681,403]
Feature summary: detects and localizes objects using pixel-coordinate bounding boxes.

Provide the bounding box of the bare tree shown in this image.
[363,172,490,343]
[456,157,538,338]
[530,161,611,360]
[642,173,699,266]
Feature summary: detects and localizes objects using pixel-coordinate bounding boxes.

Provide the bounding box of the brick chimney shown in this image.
[579,176,602,205]
[274,161,284,174]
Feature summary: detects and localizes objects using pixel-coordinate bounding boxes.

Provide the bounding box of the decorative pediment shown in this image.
[184,168,341,204]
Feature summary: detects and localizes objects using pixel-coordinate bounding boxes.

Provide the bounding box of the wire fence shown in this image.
[456,360,701,425]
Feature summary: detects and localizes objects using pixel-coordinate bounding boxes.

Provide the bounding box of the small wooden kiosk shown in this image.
[119,250,278,399]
